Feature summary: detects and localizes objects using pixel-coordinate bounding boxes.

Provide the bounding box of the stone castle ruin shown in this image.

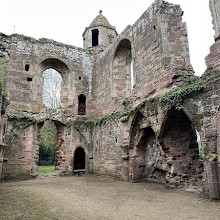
[0,0,220,200]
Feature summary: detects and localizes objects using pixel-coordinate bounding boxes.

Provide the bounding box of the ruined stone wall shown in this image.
[210,0,220,40]
[87,72,220,199]
[206,1,220,70]
[54,122,93,175]
[1,0,220,201]
[205,40,220,69]
[3,114,95,179]
[192,72,220,200]
[3,119,37,180]
[0,98,7,180]
[2,34,94,118]
[93,118,130,180]
[0,34,10,180]
[94,0,193,116]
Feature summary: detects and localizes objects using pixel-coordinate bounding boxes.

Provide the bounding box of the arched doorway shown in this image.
[74,147,86,171]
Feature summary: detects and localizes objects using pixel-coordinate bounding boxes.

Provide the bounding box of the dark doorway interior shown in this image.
[74,147,85,170]
[78,94,86,115]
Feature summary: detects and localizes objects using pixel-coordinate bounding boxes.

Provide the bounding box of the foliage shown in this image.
[160,76,202,111]
[38,166,55,173]
[39,120,57,165]
[71,76,207,135]
[7,112,36,122]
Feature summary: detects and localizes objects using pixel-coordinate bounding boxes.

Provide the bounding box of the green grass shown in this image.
[38,166,55,173]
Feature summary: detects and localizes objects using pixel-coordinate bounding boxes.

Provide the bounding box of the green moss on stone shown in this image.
[7,112,36,122]
[160,76,202,111]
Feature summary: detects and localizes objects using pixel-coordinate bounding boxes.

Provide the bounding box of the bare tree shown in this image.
[43,69,62,109]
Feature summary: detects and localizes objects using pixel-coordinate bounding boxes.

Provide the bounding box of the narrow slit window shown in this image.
[25,64,30,71]
[92,29,99,46]
[27,77,32,82]
[78,94,86,115]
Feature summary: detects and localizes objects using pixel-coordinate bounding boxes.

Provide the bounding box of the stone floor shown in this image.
[0,175,220,220]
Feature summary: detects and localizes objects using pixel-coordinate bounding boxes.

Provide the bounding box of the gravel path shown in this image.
[0,175,220,220]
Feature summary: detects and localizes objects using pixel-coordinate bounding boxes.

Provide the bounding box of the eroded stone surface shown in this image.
[0,0,220,201]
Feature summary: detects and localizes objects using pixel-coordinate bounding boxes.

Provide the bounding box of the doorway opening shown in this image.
[38,120,57,173]
[74,147,85,174]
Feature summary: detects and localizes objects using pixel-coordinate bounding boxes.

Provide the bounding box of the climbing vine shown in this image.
[160,76,202,111]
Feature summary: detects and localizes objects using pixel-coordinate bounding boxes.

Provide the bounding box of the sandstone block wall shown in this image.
[210,0,220,40]
[2,34,94,118]
[1,0,220,201]
[3,119,37,180]
[94,0,193,116]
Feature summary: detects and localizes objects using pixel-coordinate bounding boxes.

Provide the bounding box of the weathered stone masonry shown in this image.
[0,0,220,200]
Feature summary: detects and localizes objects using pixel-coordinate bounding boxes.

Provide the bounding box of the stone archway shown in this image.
[36,120,65,171]
[129,112,163,182]
[39,58,70,109]
[159,108,204,187]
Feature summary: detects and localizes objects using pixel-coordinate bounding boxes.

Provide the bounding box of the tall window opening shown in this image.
[78,94,86,115]
[43,68,62,109]
[112,39,133,97]
[92,29,99,46]
[131,56,135,89]
[74,147,85,170]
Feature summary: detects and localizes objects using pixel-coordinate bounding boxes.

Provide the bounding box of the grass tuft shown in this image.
[38,166,55,173]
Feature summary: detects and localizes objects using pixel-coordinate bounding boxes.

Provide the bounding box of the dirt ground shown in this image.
[0,175,220,220]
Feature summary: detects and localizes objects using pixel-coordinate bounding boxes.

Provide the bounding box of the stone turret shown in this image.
[82,10,117,49]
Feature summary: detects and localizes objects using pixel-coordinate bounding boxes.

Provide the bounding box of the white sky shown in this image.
[0,0,214,76]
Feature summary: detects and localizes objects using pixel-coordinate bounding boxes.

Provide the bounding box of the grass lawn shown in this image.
[38,166,55,173]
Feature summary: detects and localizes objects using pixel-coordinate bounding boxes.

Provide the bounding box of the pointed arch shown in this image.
[129,112,162,181]
[112,39,134,98]
[158,108,204,186]
[39,58,70,109]
[39,58,69,74]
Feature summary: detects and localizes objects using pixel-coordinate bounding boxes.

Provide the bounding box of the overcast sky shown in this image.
[0,0,214,76]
